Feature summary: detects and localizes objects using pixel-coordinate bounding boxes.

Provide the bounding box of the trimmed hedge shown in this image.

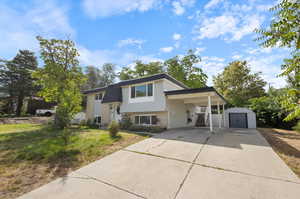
[128,125,166,133]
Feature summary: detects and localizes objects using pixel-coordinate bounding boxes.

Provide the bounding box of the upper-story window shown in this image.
[130,83,153,98]
[95,93,103,101]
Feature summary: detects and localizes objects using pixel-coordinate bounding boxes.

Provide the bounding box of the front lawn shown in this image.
[0,123,147,199]
[258,128,300,178]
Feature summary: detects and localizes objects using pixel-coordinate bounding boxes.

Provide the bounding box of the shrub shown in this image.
[108,120,119,137]
[128,125,165,133]
[119,114,132,130]
[86,119,98,128]
[293,121,300,133]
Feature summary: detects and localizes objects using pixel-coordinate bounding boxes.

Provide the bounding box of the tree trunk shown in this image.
[16,93,24,116]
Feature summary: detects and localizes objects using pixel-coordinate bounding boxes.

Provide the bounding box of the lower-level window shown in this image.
[94,116,101,124]
[134,115,158,125]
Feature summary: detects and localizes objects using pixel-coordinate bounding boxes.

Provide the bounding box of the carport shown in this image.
[165,87,227,132]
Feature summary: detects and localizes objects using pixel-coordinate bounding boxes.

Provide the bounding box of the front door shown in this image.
[229,113,247,128]
[195,113,205,127]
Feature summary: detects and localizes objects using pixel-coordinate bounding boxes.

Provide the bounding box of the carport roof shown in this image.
[165,87,227,105]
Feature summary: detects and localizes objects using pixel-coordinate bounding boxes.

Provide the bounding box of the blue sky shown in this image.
[0,0,289,88]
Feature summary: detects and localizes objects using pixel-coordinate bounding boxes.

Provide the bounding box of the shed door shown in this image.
[229,113,248,128]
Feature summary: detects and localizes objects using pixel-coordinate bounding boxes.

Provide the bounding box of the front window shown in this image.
[136,85,147,97]
[134,115,157,125]
[95,93,103,101]
[130,83,153,98]
[94,116,101,124]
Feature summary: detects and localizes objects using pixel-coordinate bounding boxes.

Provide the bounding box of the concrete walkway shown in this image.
[19,128,300,199]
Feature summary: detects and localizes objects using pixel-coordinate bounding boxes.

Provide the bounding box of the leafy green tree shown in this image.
[99,63,117,86]
[118,50,207,88]
[166,50,207,88]
[213,60,266,107]
[119,66,136,80]
[249,87,296,128]
[33,36,86,129]
[84,63,117,89]
[84,66,101,90]
[255,0,300,125]
[0,50,38,116]
[119,61,164,80]
[135,61,164,77]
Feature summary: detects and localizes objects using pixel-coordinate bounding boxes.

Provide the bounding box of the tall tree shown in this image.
[84,63,117,89]
[33,36,86,129]
[99,63,117,86]
[255,0,300,123]
[166,50,207,88]
[213,60,266,107]
[119,61,164,80]
[84,66,101,90]
[0,50,38,116]
[119,66,136,80]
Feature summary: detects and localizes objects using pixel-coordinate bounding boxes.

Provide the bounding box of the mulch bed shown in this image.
[258,128,300,178]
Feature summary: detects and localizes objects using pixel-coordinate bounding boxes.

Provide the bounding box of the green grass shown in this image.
[0,123,147,199]
[0,123,42,134]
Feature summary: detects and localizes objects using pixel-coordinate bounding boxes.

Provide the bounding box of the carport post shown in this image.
[217,102,221,128]
[208,95,213,132]
[223,104,226,127]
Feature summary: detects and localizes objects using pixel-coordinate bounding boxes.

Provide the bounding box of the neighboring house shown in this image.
[84,73,227,132]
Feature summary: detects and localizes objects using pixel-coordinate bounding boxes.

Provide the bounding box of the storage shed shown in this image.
[224,107,256,128]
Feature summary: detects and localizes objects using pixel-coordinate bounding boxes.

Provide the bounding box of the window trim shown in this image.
[94,115,101,124]
[129,82,155,103]
[130,82,154,99]
[134,114,158,126]
[95,92,103,101]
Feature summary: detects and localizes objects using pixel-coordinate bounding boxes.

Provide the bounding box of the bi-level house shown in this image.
[84,73,227,131]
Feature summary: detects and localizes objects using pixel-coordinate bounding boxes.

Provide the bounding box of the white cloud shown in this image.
[172,1,185,15]
[194,1,265,41]
[230,15,263,41]
[202,56,225,62]
[245,54,286,88]
[173,33,182,40]
[195,13,264,41]
[0,0,74,59]
[195,47,206,55]
[78,46,161,68]
[196,15,238,40]
[256,4,274,12]
[198,59,226,86]
[82,0,161,18]
[117,38,145,49]
[232,54,242,59]
[204,0,224,10]
[172,0,195,16]
[246,47,273,55]
[160,46,174,53]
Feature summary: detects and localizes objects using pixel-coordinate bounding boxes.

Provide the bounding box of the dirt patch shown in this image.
[258,128,300,178]
[0,117,51,125]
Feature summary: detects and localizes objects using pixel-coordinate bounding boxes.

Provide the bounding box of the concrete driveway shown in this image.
[19,128,300,199]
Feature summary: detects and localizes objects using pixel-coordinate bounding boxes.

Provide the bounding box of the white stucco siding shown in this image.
[127,111,168,128]
[212,114,224,127]
[224,107,256,128]
[163,79,184,91]
[120,80,167,113]
[167,99,188,129]
[94,100,102,116]
[86,94,95,120]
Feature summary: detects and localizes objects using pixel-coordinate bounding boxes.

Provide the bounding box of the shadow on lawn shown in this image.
[0,126,87,176]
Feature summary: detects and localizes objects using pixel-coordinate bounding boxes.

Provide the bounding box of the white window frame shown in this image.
[94,115,101,124]
[134,114,158,126]
[129,82,154,103]
[95,93,103,101]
